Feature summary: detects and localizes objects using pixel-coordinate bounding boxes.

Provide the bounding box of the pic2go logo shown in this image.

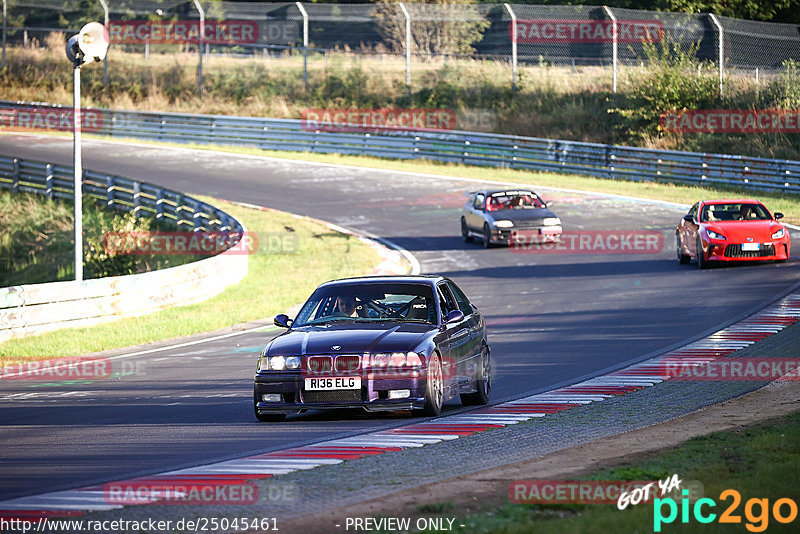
[654,489,798,532]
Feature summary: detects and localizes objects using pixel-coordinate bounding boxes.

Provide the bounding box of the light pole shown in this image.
[66,22,109,282]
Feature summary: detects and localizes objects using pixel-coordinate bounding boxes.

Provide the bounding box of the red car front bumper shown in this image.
[705,241,790,262]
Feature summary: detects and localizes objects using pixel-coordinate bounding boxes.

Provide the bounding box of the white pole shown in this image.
[603,6,617,93]
[2,0,6,71]
[296,2,308,91]
[193,0,204,93]
[399,2,411,90]
[709,13,724,95]
[504,3,517,90]
[99,0,108,85]
[74,64,83,282]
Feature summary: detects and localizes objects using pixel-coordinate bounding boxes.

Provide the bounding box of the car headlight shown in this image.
[772,229,785,239]
[543,217,561,226]
[494,220,514,228]
[258,355,300,372]
[365,352,422,368]
[707,230,726,240]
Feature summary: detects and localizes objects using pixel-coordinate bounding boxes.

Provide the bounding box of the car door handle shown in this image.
[452,328,469,339]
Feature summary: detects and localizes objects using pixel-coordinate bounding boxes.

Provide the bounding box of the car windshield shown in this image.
[293,283,436,326]
[700,203,771,222]
[486,190,545,211]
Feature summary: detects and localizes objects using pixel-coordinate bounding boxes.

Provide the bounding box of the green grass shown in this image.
[0,190,74,285]
[0,190,199,286]
[75,135,800,226]
[446,412,800,533]
[0,196,383,362]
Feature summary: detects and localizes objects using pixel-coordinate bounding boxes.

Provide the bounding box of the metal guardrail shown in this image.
[0,155,242,232]
[1,100,798,195]
[0,153,248,341]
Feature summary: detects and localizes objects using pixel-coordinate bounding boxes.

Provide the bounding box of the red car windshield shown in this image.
[486,192,545,211]
[700,203,771,222]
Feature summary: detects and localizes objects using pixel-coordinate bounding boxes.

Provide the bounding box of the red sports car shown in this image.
[676,199,791,269]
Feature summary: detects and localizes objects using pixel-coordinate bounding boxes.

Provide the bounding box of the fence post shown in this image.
[296,2,309,91]
[45,164,53,199]
[603,6,617,93]
[155,188,163,221]
[176,193,185,228]
[192,0,204,93]
[11,158,19,193]
[132,181,141,219]
[98,0,108,85]
[708,13,724,95]
[398,2,411,91]
[106,175,114,208]
[503,3,517,91]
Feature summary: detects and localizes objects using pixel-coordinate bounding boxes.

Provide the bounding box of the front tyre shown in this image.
[418,353,443,416]
[461,217,473,243]
[677,233,690,264]
[696,238,710,269]
[461,345,491,406]
[482,224,493,249]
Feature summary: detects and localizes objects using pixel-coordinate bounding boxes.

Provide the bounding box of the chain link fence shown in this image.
[1,2,799,92]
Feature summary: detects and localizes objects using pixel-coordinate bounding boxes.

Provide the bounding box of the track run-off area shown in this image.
[1,134,799,520]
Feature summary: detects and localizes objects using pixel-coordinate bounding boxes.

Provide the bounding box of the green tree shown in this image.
[655,0,798,22]
[374,0,489,55]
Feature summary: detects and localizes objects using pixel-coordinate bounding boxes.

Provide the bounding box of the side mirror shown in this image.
[774,212,784,220]
[274,314,293,328]
[683,214,694,222]
[445,310,464,324]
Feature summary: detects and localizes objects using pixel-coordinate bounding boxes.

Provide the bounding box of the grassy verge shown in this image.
[2,39,799,160]
[447,411,800,533]
[75,135,800,225]
[0,196,383,362]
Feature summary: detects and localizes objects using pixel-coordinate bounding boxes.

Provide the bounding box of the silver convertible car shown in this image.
[254,275,492,422]
[461,189,562,247]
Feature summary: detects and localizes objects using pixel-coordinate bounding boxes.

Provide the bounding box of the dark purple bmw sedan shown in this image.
[254,276,491,422]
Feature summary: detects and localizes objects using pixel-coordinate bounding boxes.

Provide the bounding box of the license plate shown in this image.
[741,243,761,251]
[304,377,361,390]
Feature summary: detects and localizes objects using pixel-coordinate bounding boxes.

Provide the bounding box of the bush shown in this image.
[0,191,199,286]
[610,36,720,142]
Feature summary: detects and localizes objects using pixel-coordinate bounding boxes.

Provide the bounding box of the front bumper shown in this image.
[254,372,428,414]
[705,241,790,262]
[491,226,563,245]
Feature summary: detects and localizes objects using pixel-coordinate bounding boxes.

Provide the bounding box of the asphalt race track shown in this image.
[1,134,798,502]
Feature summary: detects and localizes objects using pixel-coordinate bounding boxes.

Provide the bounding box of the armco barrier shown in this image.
[0,155,248,342]
[1,100,799,194]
